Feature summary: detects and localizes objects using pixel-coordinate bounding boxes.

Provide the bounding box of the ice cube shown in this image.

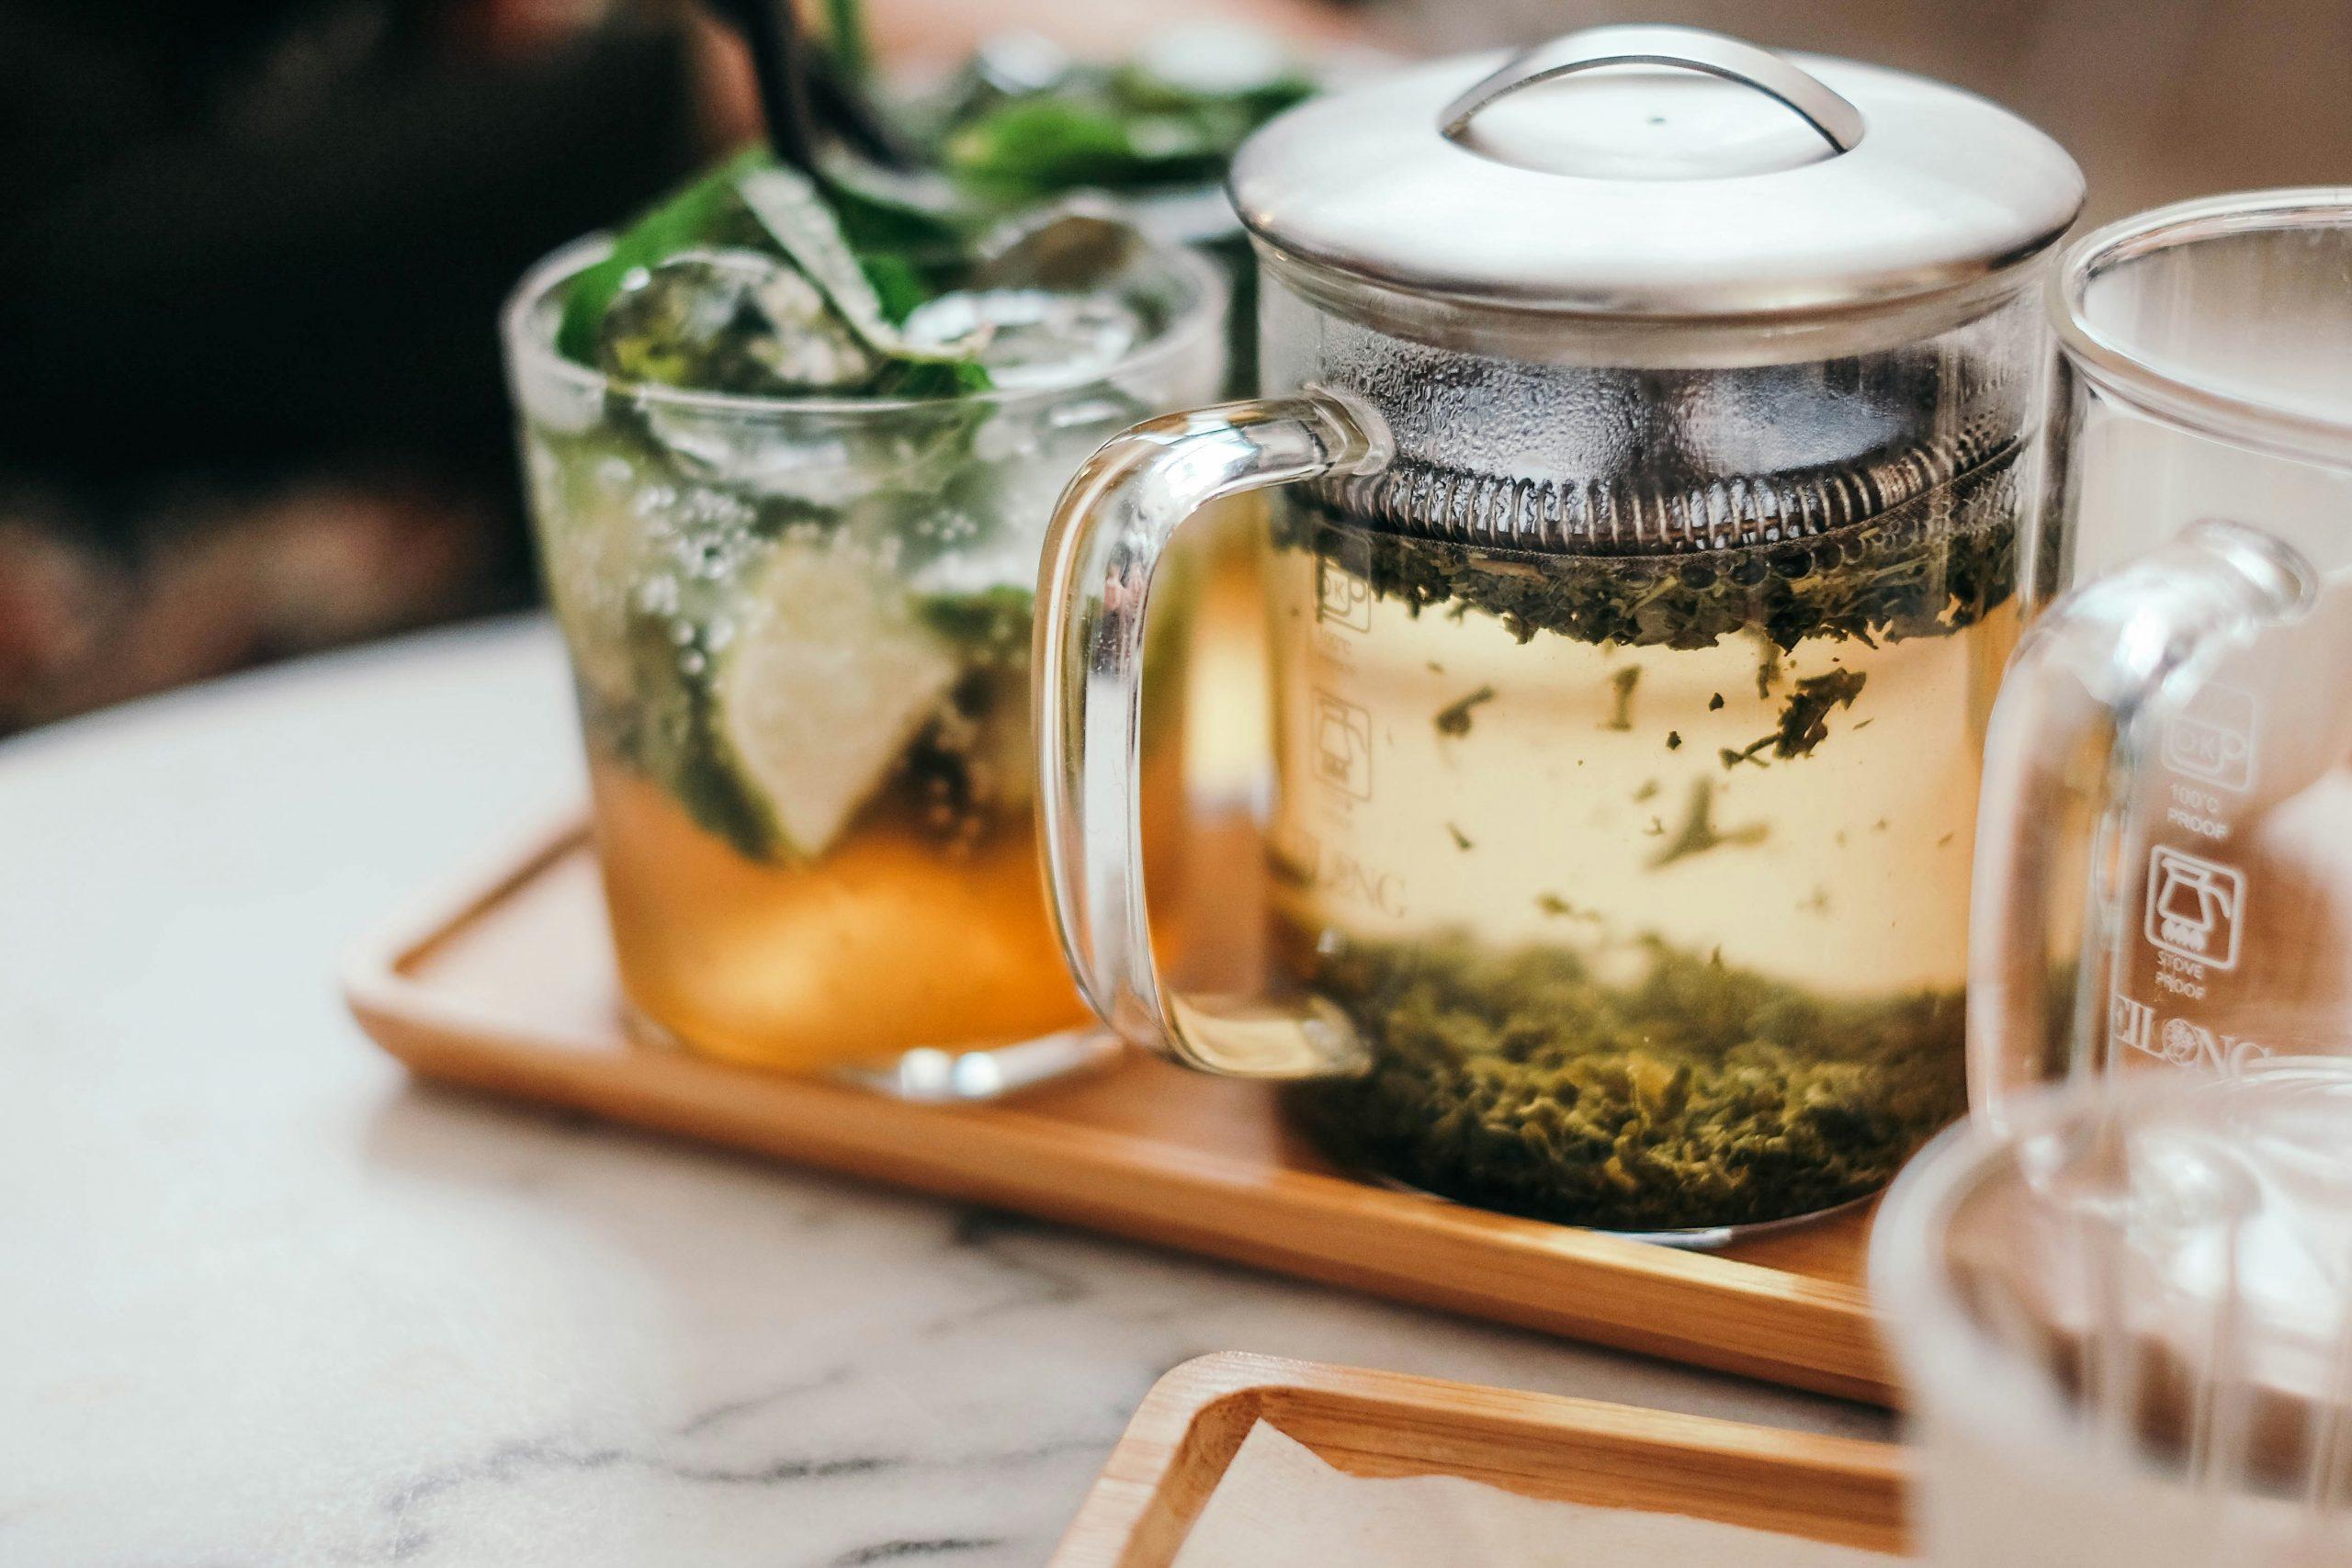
[597,248,877,396]
[902,288,1143,389]
[972,201,1149,292]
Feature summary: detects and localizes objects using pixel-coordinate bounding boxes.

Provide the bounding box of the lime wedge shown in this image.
[709,536,960,859]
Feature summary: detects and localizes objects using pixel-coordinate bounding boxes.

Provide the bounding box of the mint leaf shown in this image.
[820,155,977,262]
[738,165,992,379]
[557,144,774,366]
[938,65,1311,201]
[856,253,927,324]
[944,99,1177,197]
[561,154,991,398]
[874,358,993,397]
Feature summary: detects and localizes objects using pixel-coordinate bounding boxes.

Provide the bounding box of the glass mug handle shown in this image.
[1968,520,2312,1118]
[1035,389,1389,1077]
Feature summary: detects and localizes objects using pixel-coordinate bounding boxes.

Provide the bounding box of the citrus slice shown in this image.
[708,536,960,859]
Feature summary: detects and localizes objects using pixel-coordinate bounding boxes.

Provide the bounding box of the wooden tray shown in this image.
[1051,1352,1910,1565]
[344,817,1892,1404]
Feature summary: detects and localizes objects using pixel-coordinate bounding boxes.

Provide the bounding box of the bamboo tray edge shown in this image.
[1048,1352,1911,1566]
[343,815,1895,1406]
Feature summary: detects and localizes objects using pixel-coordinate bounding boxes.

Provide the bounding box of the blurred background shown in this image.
[0,0,2340,736]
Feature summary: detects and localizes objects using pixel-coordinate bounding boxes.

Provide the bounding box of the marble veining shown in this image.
[0,620,1889,1566]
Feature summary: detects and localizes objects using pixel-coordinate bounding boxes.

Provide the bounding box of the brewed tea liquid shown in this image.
[592,735,1188,1071]
[1265,494,2019,1234]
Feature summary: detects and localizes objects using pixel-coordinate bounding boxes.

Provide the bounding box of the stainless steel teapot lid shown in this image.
[1229,25,2085,320]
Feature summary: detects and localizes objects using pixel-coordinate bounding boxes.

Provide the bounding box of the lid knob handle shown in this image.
[1440,24,1866,155]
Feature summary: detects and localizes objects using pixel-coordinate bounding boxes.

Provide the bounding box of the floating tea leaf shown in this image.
[1433,684,1496,738]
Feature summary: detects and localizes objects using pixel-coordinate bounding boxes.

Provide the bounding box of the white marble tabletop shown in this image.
[0,617,1890,1566]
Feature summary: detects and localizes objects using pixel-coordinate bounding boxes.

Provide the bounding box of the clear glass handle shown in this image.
[1035,389,1387,1078]
[1969,520,2314,1117]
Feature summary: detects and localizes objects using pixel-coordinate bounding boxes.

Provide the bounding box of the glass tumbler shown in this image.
[503,235,1223,1096]
[1973,191,2352,1111]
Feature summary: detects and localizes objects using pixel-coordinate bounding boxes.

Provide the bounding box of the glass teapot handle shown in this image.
[1968,521,2312,1120]
[1035,389,1388,1078]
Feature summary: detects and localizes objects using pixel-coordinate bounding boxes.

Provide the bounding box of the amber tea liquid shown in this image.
[1269,557,2010,995]
[1265,490,2021,1234]
[524,423,1194,1078]
[592,735,1186,1073]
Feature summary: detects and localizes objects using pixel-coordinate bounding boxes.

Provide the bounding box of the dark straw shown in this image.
[703,0,913,172]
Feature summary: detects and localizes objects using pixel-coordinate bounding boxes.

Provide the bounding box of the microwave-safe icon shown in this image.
[2144,844,2245,969]
[2161,682,2257,792]
[1313,693,1373,799]
[1315,558,1373,632]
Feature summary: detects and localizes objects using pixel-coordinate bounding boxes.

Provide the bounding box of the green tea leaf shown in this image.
[1432,685,1495,738]
[1768,669,1869,760]
[1647,778,1769,869]
[1279,460,2022,653]
[1604,665,1641,730]
[1291,926,1967,1233]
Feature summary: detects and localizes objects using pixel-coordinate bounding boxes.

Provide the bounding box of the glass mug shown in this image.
[1972,191,2352,1111]
[1874,1062,2352,1567]
[1036,29,2080,1239]
[504,233,1223,1098]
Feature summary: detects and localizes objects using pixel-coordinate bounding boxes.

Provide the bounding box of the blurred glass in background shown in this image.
[0,0,723,728]
[0,0,2336,734]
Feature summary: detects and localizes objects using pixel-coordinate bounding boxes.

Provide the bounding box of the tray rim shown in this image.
[342,813,1894,1406]
[1048,1351,1911,1566]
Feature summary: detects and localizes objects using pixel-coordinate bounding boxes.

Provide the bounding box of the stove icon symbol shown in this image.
[2144,844,2245,970]
[1313,692,1373,800]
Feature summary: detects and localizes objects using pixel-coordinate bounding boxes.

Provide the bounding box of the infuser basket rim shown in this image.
[1306,421,2026,558]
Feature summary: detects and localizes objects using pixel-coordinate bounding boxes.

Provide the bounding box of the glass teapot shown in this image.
[1037,26,2084,1240]
[1972,191,2352,1113]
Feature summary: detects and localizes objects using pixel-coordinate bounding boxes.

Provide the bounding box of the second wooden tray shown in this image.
[344,818,1892,1404]
[1051,1352,1910,1565]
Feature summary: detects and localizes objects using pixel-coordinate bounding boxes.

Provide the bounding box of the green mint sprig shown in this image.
[556,144,772,366]
[737,165,993,395]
